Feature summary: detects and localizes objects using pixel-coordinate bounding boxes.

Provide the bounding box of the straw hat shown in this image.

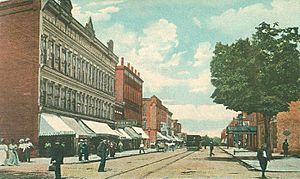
[19,139,24,143]
[25,138,30,142]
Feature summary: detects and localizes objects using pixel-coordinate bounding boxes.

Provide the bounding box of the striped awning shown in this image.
[156,132,170,141]
[124,127,141,139]
[81,120,118,137]
[60,116,95,138]
[39,113,75,136]
[132,127,149,139]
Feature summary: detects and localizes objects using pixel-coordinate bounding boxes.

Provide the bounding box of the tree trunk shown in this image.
[263,114,272,158]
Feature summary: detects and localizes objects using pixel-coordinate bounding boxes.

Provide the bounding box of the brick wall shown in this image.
[0,0,40,150]
[276,101,300,153]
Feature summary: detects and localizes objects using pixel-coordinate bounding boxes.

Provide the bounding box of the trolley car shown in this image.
[186,135,201,151]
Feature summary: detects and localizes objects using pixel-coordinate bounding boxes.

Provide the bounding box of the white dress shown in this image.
[0,144,8,165]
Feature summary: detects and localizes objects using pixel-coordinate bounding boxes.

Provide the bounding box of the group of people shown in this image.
[0,138,33,166]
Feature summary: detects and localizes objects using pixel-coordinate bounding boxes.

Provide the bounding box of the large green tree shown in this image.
[210,22,300,154]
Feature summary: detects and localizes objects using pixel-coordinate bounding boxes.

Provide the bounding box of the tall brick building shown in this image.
[115,57,143,127]
[143,96,169,143]
[0,0,118,155]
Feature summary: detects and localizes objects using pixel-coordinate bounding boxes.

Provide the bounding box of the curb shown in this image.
[218,147,258,171]
[64,150,160,165]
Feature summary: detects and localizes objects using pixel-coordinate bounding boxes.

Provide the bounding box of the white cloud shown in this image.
[159,51,186,68]
[167,104,238,121]
[188,70,212,93]
[193,17,201,28]
[72,4,120,23]
[177,71,190,75]
[138,19,178,62]
[193,42,214,67]
[209,0,300,38]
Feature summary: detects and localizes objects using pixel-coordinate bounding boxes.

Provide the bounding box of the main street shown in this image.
[60,148,300,179]
[1,148,300,178]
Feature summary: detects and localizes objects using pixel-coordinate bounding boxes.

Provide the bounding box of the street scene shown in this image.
[0,0,299,178]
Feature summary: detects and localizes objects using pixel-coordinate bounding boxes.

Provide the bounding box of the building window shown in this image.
[71,53,76,78]
[47,81,53,106]
[60,87,66,109]
[54,84,60,107]
[76,56,81,81]
[77,92,81,113]
[54,44,60,71]
[61,48,66,74]
[40,78,47,106]
[41,35,47,64]
[48,40,54,68]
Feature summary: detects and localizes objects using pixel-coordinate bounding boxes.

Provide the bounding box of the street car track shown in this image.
[105,150,196,179]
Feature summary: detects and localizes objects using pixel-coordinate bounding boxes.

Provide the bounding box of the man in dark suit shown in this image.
[257,144,270,178]
[282,139,289,157]
[97,139,108,172]
[51,139,64,179]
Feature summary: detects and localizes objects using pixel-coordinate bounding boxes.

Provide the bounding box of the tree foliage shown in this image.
[211,22,300,117]
[210,22,300,152]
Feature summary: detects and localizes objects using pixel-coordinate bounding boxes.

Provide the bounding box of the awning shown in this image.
[60,116,95,138]
[39,113,75,136]
[81,120,118,137]
[173,135,183,142]
[124,127,141,139]
[167,135,176,142]
[156,132,170,141]
[116,129,132,140]
[132,127,149,139]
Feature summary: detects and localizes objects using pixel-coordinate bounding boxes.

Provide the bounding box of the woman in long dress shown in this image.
[0,138,8,166]
[7,139,19,166]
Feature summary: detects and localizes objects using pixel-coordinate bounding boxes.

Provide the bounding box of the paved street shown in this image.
[1,148,300,178]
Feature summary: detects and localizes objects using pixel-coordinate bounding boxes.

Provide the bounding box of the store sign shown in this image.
[226,126,257,133]
[116,120,137,128]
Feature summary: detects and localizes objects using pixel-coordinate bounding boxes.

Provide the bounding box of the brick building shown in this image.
[276,101,300,154]
[0,0,118,156]
[115,57,143,127]
[171,119,182,136]
[143,96,169,144]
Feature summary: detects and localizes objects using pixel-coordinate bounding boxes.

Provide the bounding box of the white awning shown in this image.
[156,132,170,141]
[173,135,183,142]
[39,113,75,136]
[60,116,95,137]
[132,127,149,139]
[116,129,132,140]
[81,120,118,136]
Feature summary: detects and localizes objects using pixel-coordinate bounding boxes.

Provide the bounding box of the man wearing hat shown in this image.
[78,139,84,161]
[97,139,108,172]
[51,139,64,179]
[18,139,26,162]
[24,138,34,162]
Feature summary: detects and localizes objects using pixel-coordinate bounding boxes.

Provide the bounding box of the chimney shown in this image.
[121,57,124,66]
[138,72,140,77]
[127,62,130,69]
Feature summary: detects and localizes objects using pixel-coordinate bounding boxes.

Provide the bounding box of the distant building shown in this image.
[171,119,182,136]
[115,57,143,127]
[143,96,169,144]
[0,0,118,156]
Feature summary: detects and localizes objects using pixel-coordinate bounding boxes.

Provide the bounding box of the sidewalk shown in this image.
[220,146,300,172]
[31,148,158,165]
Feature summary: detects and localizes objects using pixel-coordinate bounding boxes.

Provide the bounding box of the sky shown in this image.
[71,0,300,137]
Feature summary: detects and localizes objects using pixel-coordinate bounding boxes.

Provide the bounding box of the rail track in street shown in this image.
[105,150,196,179]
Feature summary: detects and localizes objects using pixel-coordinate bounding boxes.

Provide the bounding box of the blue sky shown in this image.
[71,0,300,137]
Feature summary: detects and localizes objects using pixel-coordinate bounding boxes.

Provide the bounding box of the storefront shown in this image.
[132,126,150,147]
[124,127,141,149]
[38,113,76,156]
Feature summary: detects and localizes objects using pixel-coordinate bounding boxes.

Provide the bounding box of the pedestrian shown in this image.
[209,141,215,157]
[18,139,26,162]
[238,141,241,149]
[83,139,89,161]
[118,141,123,152]
[0,138,8,166]
[257,144,270,178]
[109,141,116,158]
[97,139,108,172]
[78,139,84,161]
[282,139,289,157]
[7,139,19,166]
[139,141,145,154]
[44,141,51,157]
[24,138,34,162]
[50,139,64,179]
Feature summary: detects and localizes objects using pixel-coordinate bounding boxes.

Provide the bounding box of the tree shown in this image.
[210,22,300,155]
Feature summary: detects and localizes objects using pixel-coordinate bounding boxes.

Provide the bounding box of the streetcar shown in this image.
[186,135,201,151]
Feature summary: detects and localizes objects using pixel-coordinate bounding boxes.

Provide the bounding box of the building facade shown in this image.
[143,96,169,143]
[115,57,143,127]
[0,0,118,155]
